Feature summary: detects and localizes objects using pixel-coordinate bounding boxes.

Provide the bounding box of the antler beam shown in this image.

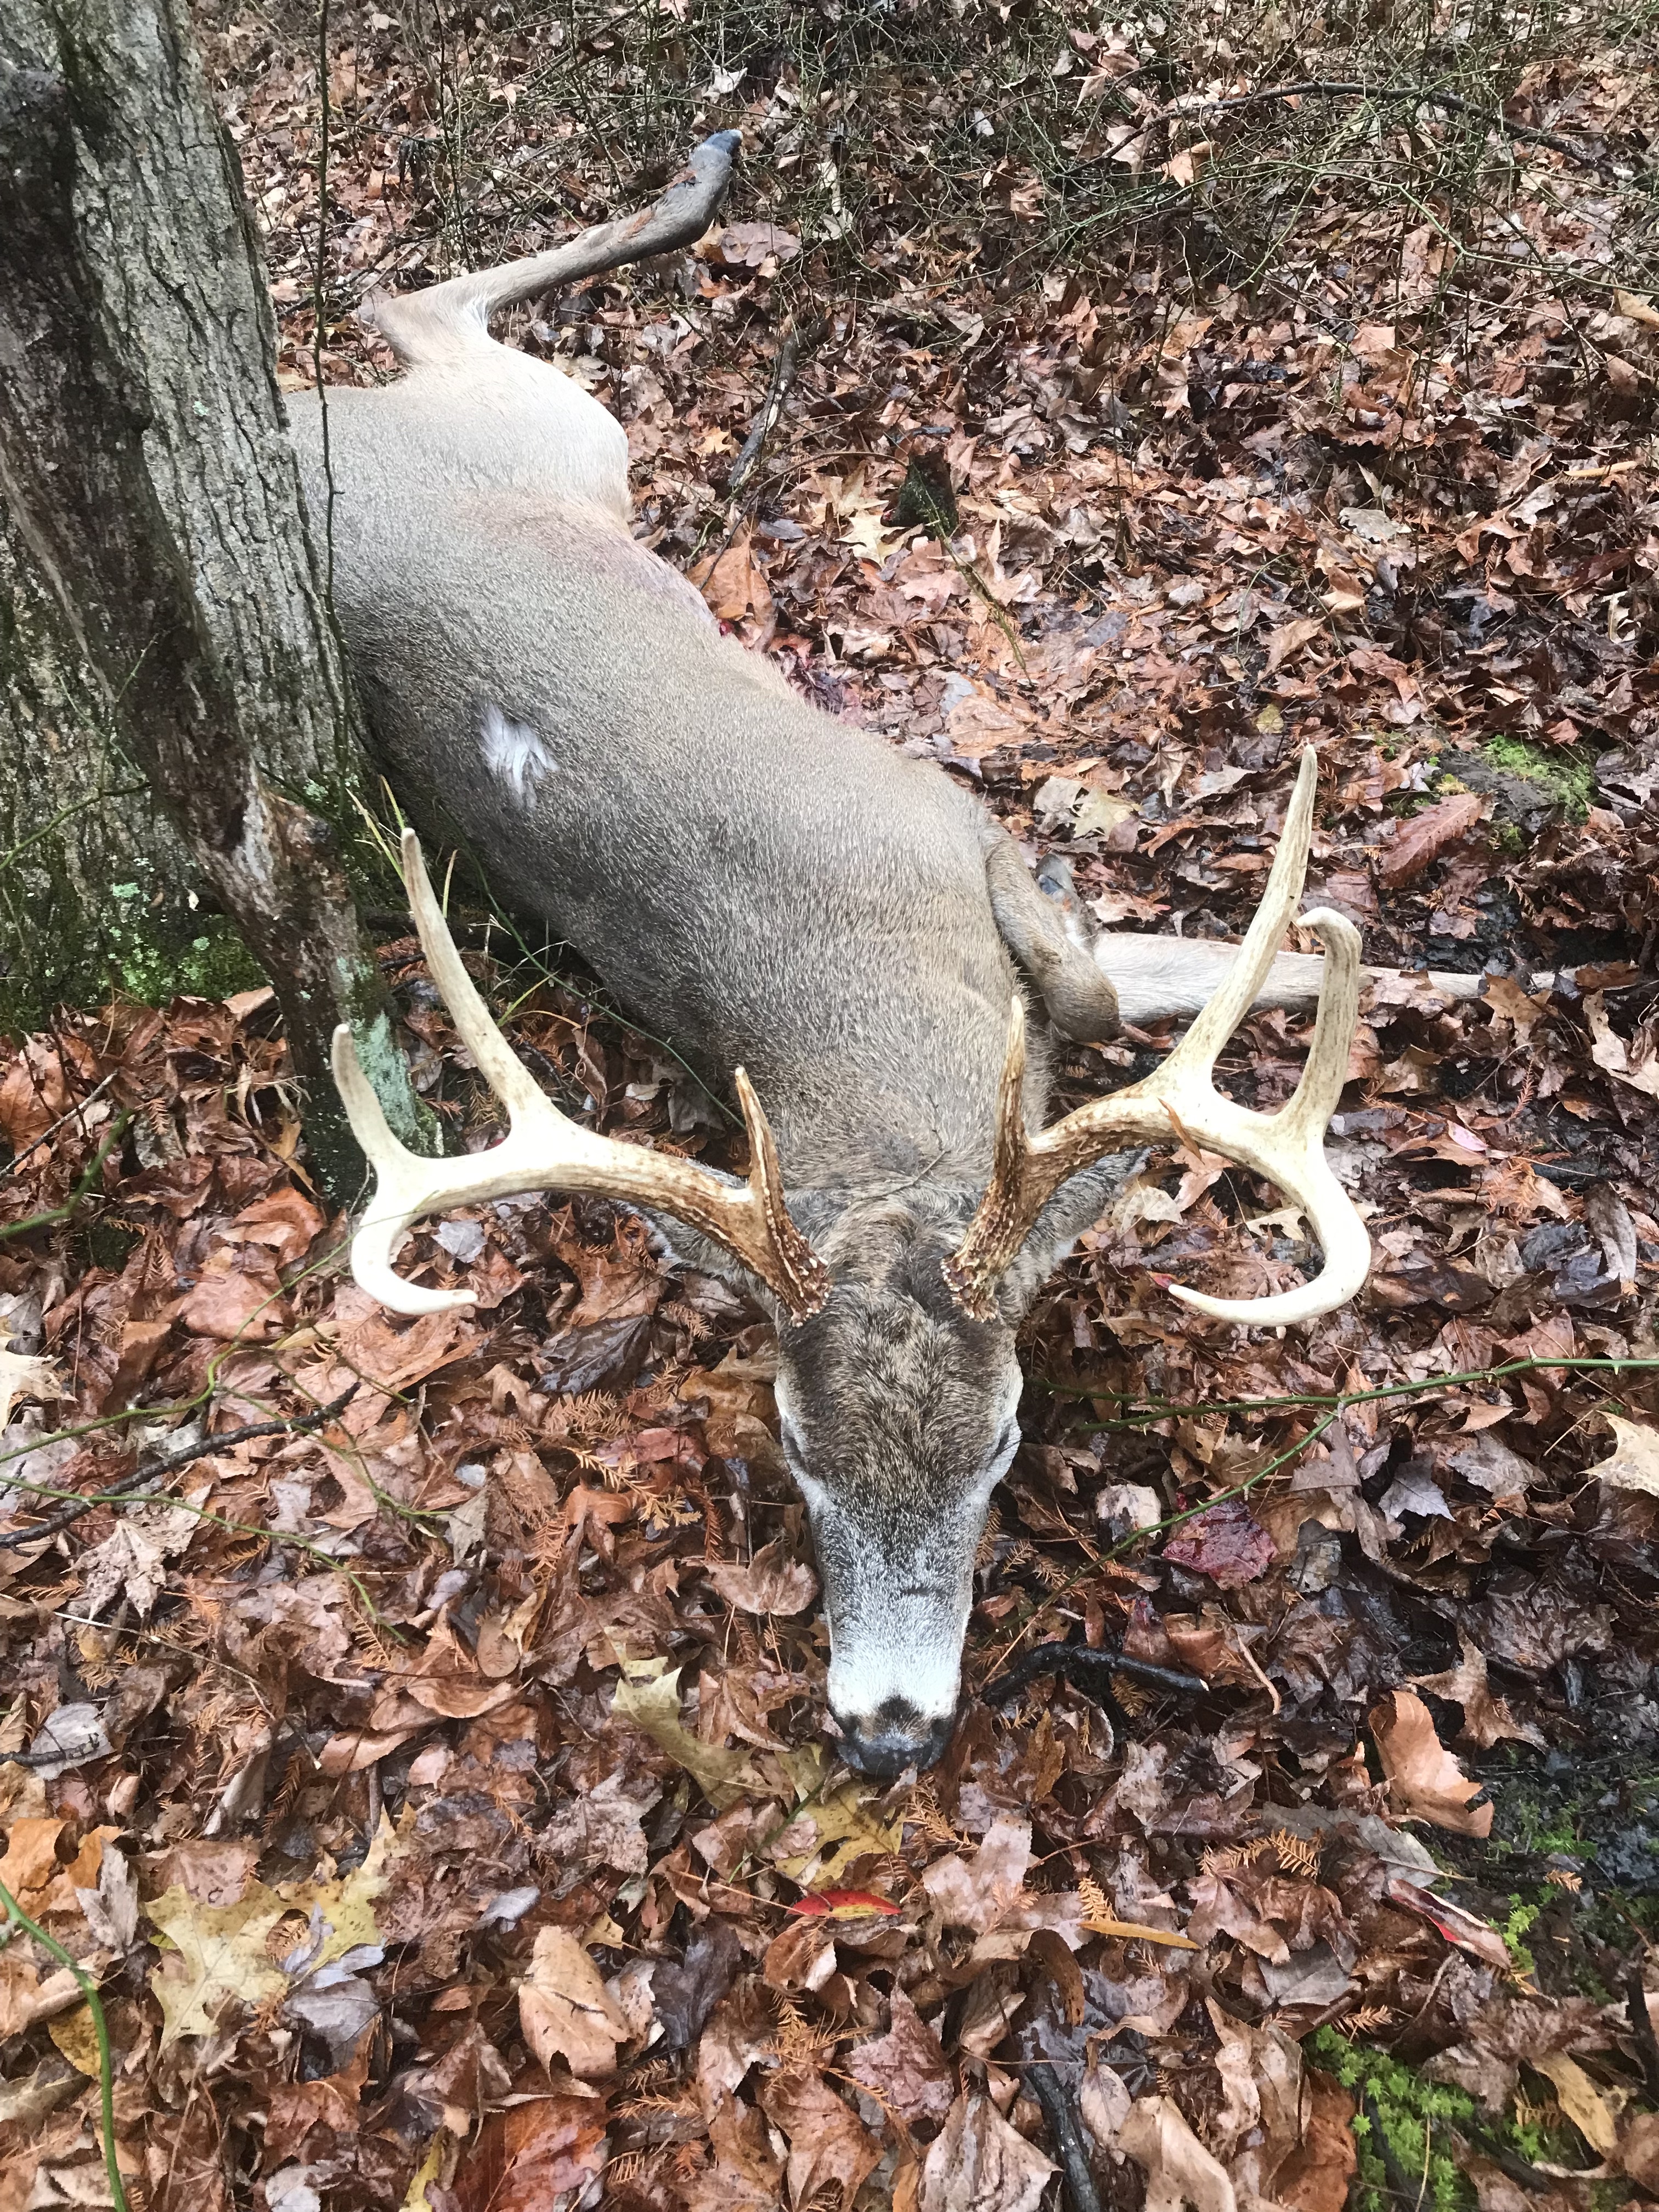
[944,748,1370,1327]
[331,831,829,1322]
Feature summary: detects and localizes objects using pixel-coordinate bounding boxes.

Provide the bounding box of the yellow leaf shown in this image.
[772,1779,905,1887]
[1535,2053,1618,2155]
[400,2134,450,2212]
[47,2002,104,2078]
[1592,1413,1659,1497]
[1080,1913,1199,1951]
[146,1815,402,2047]
[611,1665,764,1810]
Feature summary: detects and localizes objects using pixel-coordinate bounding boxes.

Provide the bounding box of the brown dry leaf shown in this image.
[1410,1633,1545,1748]
[1274,2069,1358,2212]
[517,1926,628,2079]
[1386,1877,1513,1972]
[1585,995,1659,1099]
[539,1773,660,1876]
[758,2063,881,2210]
[706,1535,818,1616]
[846,1986,955,2123]
[1265,615,1325,673]
[451,2097,609,2212]
[1375,792,1485,886]
[1369,1689,1493,1836]
[921,1814,1031,1934]
[919,2089,1056,2212]
[1119,2094,1238,2212]
[1589,1412,1659,1497]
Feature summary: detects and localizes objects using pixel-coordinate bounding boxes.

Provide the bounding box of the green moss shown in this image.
[109,911,266,1006]
[1480,735,1596,821]
[1500,1895,1542,1975]
[1310,2029,1472,2212]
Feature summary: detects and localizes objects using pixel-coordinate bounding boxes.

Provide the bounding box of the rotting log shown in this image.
[0,0,431,1193]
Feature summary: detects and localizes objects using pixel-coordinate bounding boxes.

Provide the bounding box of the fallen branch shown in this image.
[1026,2062,1103,2212]
[1166,79,1621,177]
[727,315,825,498]
[0,1382,358,1553]
[987,1638,1210,1707]
[0,1114,130,1246]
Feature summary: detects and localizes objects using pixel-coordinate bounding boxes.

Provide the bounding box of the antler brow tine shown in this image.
[331,830,828,1323]
[945,748,1370,1328]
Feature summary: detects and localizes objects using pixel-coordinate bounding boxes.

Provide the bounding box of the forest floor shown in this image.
[3,2,1659,2209]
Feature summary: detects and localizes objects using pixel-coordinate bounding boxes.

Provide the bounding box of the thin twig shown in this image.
[0,1071,117,1184]
[1159,80,1621,177]
[0,1114,130,1246]
[0,1382,358,1552]
[0,1881,128,2212]
[727,315,824,498]
[1626,1966,1659,2105]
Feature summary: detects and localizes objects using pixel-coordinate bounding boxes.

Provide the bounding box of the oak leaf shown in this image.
[1410,1633,1544,1749]
[1369,1689,1493,1836]
[919,2088,1055,2212]
[517,1926,628,2078]
[847,1987,955,2124]
[707,1535,818,1616]
[759,2064,881,2210]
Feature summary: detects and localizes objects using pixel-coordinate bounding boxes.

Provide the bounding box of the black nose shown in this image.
[837,1698,955,1779]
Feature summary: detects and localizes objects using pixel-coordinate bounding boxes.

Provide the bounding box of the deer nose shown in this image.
[837,1697,955,1778]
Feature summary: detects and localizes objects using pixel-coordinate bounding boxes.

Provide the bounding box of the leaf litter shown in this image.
[3,0,1659,2205]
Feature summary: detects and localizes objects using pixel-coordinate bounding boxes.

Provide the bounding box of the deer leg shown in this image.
[1035,851,1486,1025]
[365,132,741,368]
[981,830,1121,1043]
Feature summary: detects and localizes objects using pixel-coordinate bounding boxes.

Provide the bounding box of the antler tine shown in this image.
[331,834,830,1323]
[1164,904,1371,1325]
[945,748,1370,1328]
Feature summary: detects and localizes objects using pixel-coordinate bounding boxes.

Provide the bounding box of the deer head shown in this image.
[332,752,1368,1776]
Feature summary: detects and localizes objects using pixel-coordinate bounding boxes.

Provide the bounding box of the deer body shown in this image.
[295,136,1375,1774]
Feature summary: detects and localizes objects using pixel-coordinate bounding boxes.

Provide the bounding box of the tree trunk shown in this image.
[0,0,431,1194]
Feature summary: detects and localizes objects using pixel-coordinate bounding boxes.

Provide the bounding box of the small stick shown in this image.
[1626,1966,1659,2104]
[1027,2062,1103,2212]
[727,315,825,498]
[0,1114,130,1246]
[0,1383,359,1553]
[986,1640,1210,1706]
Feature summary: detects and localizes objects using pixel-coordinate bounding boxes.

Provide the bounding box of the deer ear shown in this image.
[996,1154,1148,1304]
[981,828,1119,1043]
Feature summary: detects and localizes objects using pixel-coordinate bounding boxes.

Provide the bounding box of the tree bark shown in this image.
[0,0,430,1194]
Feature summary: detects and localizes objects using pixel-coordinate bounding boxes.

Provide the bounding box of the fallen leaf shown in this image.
[1386,1877,1513,1971]
[922,1815,1031,1934]
[146,1817,400,2047]
[1376,792,1485,886]
[539,1772,660,1876]
[1410,1633,1545,1748]
[1369,1689,1493,1836]
[0,1339,64,1432]
[1274,2069,1357,2212]
[919,2088,1055,2212]
[759,2064,881,2210]
[1585,995,1659,1098]
[517,1926,628,2078]
[451,2098,608,2212]
[847,1987,956,2124]
[1535,2052,1617,2155]
[1119,2094,1237,2212]
[1590,1412,1659,1496]
[1161,1498,1274,1588]
[707,1536,818,1615]
[611,1663,764,1809]
[1265,616,1325,672]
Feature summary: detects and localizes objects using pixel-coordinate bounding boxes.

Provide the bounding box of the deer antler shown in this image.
[331,831,829,1323]
[944,749,1370,1327]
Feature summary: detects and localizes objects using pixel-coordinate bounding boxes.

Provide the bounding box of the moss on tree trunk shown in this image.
[0,0,432,1194]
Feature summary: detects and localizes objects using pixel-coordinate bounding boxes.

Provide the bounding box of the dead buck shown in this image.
[294,136,1444,1774]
